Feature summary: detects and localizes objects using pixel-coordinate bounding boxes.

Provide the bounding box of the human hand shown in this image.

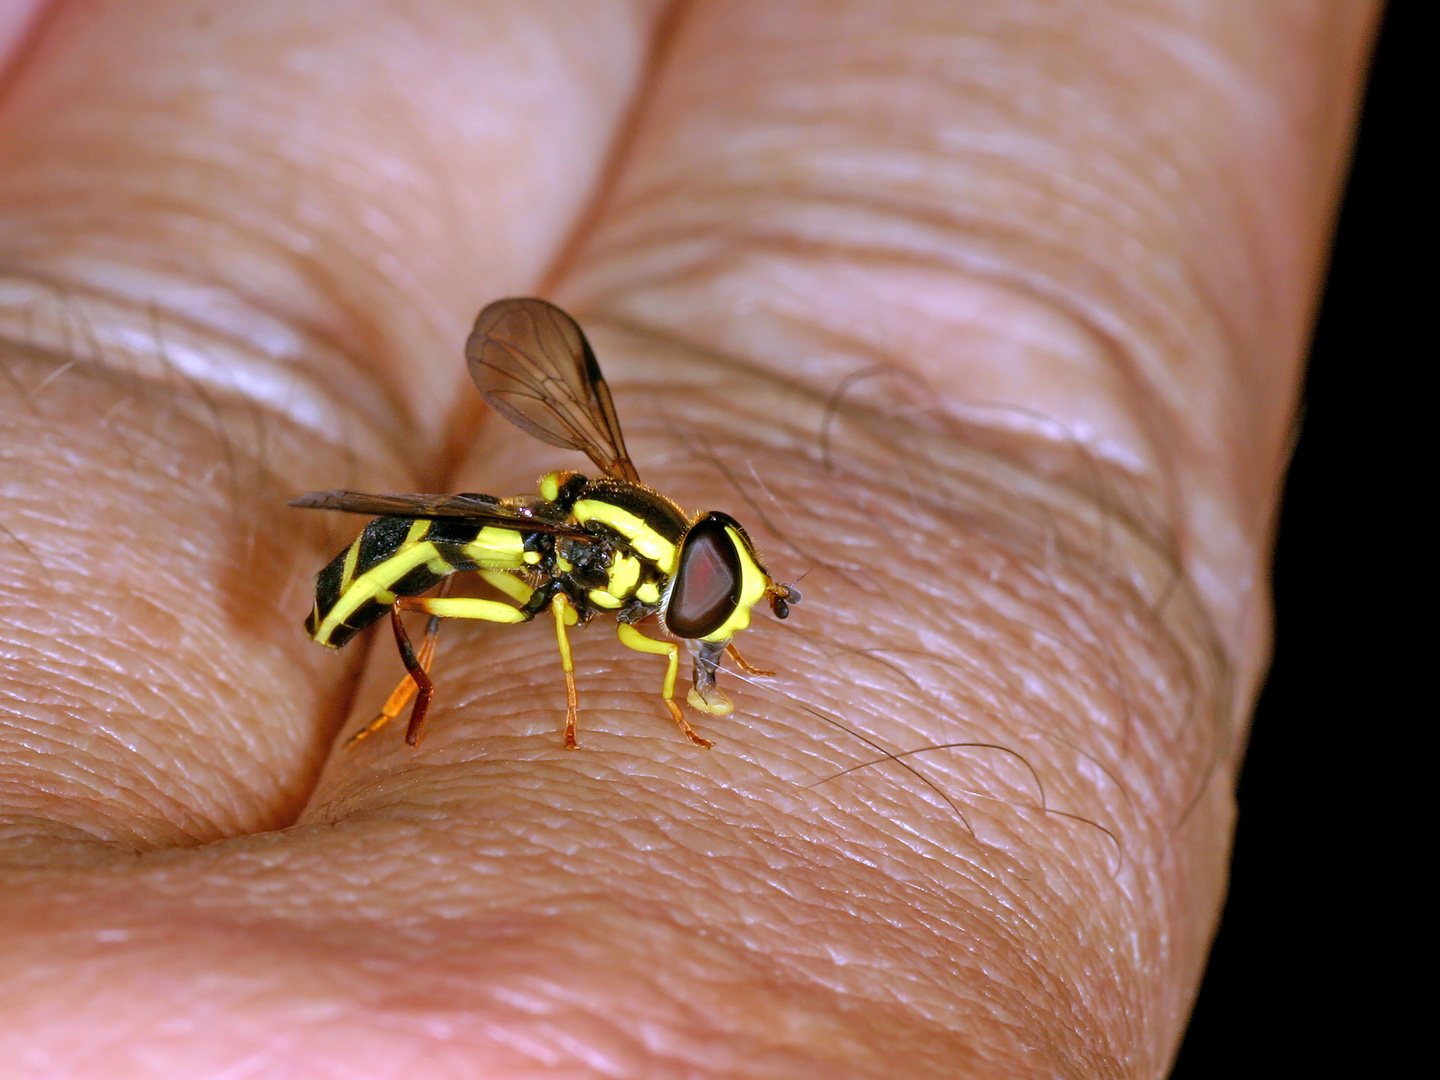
[0,3,1376,1076]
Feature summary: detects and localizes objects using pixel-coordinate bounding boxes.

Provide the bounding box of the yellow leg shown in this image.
[551,593,581,749]
[403,596,530,623]
[480,568,534,606]
[617,623,714,748]
[479,570,574,625]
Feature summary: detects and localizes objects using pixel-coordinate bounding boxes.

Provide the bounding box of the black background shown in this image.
[1167,6,1399,1078]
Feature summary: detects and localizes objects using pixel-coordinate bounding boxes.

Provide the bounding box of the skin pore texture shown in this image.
[0,2,1375,1078]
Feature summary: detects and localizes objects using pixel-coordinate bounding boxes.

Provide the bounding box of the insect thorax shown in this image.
[548,473,690,623]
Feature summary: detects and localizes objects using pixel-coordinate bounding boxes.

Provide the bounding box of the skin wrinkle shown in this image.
[0,267,424,471]
[590,377,1209,864]
[2,829,1048,1077]
[3,664,259,844]
[0,2,653,445]
[577,200,1189,506]
[576,236,1192,604]
[584,283,1238,783]
[0,347,383,845]
[587,224,1180,524]
[14,858,921,1077]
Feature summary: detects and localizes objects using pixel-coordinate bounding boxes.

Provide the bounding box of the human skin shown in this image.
[0,2,1375,1078]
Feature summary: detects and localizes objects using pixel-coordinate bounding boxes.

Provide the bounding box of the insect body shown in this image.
[293,298,798,749]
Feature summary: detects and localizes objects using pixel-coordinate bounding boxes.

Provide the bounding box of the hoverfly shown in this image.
[292,297,799,749]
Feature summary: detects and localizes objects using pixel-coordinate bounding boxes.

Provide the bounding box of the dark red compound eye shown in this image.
[667,514,742,639]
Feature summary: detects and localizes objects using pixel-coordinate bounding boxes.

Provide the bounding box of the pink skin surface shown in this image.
[0,3,1375,1078]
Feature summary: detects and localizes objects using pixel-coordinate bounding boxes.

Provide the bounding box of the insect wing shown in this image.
[466,297,641,483]
[289,490,591,538]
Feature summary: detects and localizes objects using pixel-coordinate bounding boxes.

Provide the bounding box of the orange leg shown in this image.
[394,603,438,746]
[347,590,530,749]
[345,606,440,749]
[726,642,774,678]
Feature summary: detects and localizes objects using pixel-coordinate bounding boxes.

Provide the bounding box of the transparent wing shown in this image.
[465,297,641,483]
[288,490,591,538]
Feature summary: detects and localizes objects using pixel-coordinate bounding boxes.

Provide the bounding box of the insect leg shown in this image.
[725,642,774,678]
[371,595,533,746]
[390,604,436,746]
[344,607,443,749]
[550,593,583,750]
[688,639,735,717]
[616,624,715,748]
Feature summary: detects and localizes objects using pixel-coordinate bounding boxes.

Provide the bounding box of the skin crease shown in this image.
[0,2,1375,1078]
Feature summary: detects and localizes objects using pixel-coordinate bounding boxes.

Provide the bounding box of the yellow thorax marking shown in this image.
[572,499,677,571]
[608,552,641,596]
[589,551,642,609]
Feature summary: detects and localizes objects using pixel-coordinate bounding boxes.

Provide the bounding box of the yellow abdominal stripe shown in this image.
[315,524,527,644]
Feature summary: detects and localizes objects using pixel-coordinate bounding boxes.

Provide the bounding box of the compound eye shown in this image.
[667,515,742,639]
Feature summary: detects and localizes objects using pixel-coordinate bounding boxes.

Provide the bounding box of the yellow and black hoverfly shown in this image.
[292,297,799,750]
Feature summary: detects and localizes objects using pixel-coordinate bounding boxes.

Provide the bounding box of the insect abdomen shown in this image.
[306,517,530,648]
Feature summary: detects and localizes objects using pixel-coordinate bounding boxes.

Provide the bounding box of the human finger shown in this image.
[0,2,1379,1077]
[324,1,1374,1075]
[0,0,660,845]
